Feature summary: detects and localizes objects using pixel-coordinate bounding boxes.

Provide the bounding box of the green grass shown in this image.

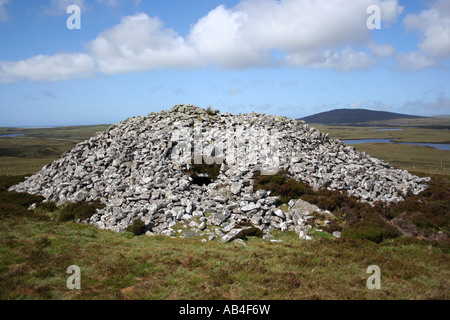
[0,187,448,300]
[0,123,449,300]
[311,125,450,143]
[0,125,111,176]
[351,143,450,176]
[253,170,449,241]
[0,173,449,300]
[0,157,58,176]
[365,116,450,128]
[306,115,450,129]
[309,125,450,175]
[0,124,111,139]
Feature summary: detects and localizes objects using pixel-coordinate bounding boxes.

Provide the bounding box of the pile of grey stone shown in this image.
[9,104,430,242]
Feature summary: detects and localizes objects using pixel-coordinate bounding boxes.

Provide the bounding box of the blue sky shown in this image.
[1,0,449,126]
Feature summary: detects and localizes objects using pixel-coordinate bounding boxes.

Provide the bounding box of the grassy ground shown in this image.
[0,124,449,300]
[311,125,450,175]
[352,143,450,176]
[0,157,56,176]
[0,124,111,138]
[311,124,450,143]
[364,116,450,128]
[0,189,448,300]
[0,125,110,176]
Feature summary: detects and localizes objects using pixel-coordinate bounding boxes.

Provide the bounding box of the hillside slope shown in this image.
[300,109,425,125]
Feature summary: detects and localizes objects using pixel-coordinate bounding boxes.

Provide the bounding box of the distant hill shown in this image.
[299,109,425,125]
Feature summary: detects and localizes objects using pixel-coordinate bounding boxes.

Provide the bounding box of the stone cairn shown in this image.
[9,105,430,242]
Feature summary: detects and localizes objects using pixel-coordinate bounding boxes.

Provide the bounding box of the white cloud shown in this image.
[44,0,133,16]
[349,101,363,109]
[0,0,406,82]
[369,43,396,58]
[427,92,450,110]
[88,13,200,74]
[401,0,450,69]
[234,0,376,51]
[397,51,436,71]
[366,100,390,111]
[0,0,11,22]
[188,4,271,69]
[97,0,120,7]
[97,0,142,8]
[404,92,450,111]
[0,53,96,83]
[44,0,86,16]
[286,48,374,72]
[377,0,404,25]
[429,92,450,110]
[188,0,402,70]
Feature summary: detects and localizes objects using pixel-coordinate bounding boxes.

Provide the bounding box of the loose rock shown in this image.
[8,104,430,241]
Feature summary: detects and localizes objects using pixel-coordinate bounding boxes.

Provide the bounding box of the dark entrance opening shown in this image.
[190,174,213,186]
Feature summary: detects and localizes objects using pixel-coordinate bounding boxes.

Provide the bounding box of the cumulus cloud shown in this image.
[401,0,450,69]
[88,13,200,74]
[0,0,406,82]
[89,0,404,74]
[0,53,96,83]
[397,51,436,71]
[369,43,396,58]
[188,5,271,69]
[44,0,86,16]
[286,48,374,72]
[349,101,363,109]
[97,0,120,7]
[43,0,137,16]
[403,92,450,111]
[89,0,402,74]
[189,0,402,70]
[233,0,397,51]
[0,0,11,22]
[426,92,450,110]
